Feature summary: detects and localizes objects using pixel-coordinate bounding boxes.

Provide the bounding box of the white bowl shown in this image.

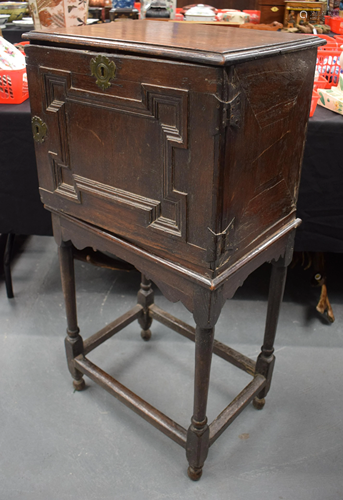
[12,19,34,27]
[185,14,215,20]
[13,16,33,23]
[0,13,11,24]
[185,4,215,21]
[0,3,28,22]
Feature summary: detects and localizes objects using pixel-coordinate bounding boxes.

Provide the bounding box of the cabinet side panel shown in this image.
[219,48,317,271]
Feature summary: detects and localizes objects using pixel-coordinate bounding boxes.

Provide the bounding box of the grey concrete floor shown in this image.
[1,235,343,500]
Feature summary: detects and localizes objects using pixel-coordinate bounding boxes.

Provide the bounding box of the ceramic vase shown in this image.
[112,0,134,8]
[29,0,89,30]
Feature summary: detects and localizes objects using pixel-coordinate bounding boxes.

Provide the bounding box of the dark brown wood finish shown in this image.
[137,274,154,340]
[25,22,323,479]
[24,21,321,58]
[59,242,85,391]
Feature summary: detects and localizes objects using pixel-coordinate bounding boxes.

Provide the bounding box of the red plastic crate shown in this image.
[324,15,331,26]
[310,90,319,117]
[330,17,343,34]
[313,74,331,91]
[316,47,342,85]
[14,41,30,54]
[316,34,339,47]
[0,67,29,105]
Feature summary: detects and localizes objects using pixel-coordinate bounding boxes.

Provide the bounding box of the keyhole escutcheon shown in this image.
[31,116,48,144]
[90,55,116,91]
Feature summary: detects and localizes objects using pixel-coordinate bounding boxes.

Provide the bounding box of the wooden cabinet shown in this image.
[25,23,323,479]
[26,23,319,277]
[259,0,285,23]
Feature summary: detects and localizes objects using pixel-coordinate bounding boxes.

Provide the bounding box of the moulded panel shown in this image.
[27,45,225,275]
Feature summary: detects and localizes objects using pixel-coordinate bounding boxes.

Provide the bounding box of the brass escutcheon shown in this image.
[31,116,47,143]
[271,6,279,11]
[90,55,116,91]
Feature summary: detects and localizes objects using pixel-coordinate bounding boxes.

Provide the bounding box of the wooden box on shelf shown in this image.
[258,0,285,24]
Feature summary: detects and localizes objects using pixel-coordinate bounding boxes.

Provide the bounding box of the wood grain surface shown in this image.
[24,20,324,65]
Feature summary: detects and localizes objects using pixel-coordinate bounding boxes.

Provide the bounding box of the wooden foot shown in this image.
[73,378,86,391]
[140,329,152,341]
[186,418,209,481]
[187,466,203,481]
[253,397,265,410]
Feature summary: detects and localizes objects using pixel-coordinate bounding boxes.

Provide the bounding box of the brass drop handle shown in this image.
[31,116,48,143]
[90,55,116,91]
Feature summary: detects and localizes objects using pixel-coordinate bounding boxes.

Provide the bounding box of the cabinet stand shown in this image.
[55,210,296,480]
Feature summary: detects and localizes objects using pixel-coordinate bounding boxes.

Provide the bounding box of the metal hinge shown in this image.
[206,218,236,262]
[223,93,242,129]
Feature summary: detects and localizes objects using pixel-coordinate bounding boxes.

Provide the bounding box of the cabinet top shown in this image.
[25,20,324,66]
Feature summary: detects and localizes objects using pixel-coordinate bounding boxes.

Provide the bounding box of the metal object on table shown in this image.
[109,7,139,19]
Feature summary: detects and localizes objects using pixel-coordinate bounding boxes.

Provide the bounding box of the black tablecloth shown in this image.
[1,26,30,45]
[0,99,342,249]
[0,99,53,235]
[295,106,343,253]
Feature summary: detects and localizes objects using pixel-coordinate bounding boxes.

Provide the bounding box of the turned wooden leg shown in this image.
[186,326,215,480]
[59,242,85,391]
[137,274,154,341]
[253,259,287,410]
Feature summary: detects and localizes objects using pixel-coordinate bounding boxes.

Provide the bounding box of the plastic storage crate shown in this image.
[333,35,343,45]
[0,67,29,104]
[316,46,342,86]
[310,90,320,117]
[330,17,343,35]
[313,74,331,91]
[316,34,339,47]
